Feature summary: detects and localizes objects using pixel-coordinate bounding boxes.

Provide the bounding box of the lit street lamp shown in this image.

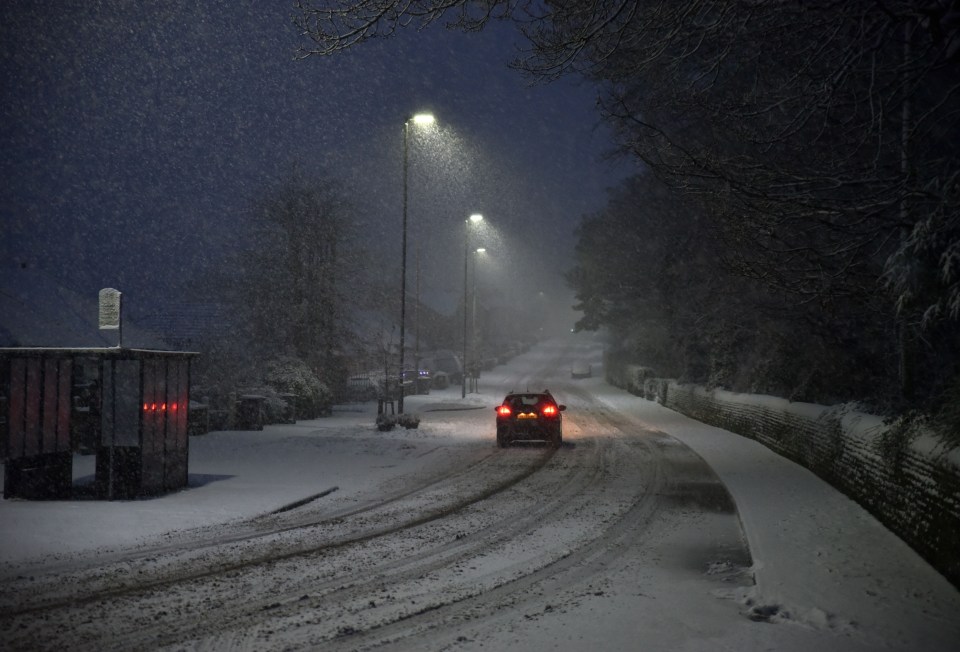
[400,112,434,414]
[462,213,483,398]
[471,247,487,392]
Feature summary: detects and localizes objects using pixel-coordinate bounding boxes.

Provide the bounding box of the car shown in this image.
[571,361,592,379]
[400,368,431,395]
[431,370,450,390]
[420,350,464,385]
[495,390,566,448]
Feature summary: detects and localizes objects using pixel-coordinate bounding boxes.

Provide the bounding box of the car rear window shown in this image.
[510,394,546,408]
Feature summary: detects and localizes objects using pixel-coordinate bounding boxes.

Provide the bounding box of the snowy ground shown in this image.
[2,334,958,651]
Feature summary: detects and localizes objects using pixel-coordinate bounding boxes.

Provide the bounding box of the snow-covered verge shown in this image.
[607,366,960,589]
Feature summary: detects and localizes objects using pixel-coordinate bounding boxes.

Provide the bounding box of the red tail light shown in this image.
[497,405,512,417]
[542,404,558,416]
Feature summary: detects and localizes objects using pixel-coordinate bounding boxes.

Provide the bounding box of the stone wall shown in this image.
[604,354,960,588]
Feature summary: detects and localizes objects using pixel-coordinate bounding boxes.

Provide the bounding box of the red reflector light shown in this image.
[151,403,157,412]
[542,405,557,416]
[497,405,512,417]
[143,403,148,411]
[171,402,178,411]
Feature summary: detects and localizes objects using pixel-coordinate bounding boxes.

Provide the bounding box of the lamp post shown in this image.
[471,247,486,392]
[400,112,434,414]
[462,213,483,398]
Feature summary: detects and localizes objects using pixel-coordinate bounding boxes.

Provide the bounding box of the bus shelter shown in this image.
[1,347,197,500]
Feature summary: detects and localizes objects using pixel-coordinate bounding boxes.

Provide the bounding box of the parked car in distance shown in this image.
[400,369,431,395]
[495,390,566,448]
[431,370,450,389]
[571,361,592,379]
[420,350,464,385]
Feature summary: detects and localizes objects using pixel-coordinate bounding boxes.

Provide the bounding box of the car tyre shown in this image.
[497,427,508,448]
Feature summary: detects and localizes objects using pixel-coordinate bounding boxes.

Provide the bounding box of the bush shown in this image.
[264,356,332,418]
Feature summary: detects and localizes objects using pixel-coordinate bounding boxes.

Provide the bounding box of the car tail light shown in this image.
[497,405,512,417]
[541,404,558,416]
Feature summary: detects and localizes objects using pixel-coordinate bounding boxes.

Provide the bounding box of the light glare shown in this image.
[469,213,483,223]
[412,113,435,125]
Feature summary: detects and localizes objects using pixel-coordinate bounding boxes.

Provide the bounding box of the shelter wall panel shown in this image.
[175,360,188,450]
[56,359,72,451]
[102,361,114,445]
[41,358,62,454]
[23,359,41,457]
[141,450,164,495]
[8,359,26,459]
[164,448,187,491]
[41,359,57,453]
[162,359,176,454]
[143,359,161,455]
[112,360,140,447]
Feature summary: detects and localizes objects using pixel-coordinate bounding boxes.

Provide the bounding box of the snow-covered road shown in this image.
[2,334,958,651]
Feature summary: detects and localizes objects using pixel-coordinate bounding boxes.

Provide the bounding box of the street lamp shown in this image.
[471,247,486,392]
[462,213,483,398]
[400,112,434,414]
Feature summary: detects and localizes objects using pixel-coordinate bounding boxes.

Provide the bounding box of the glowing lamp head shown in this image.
[412,113,435,126]
[469,213,483,224]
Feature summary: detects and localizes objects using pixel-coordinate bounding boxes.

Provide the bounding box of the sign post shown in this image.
[98,287,122,348]
[98,287,122,498]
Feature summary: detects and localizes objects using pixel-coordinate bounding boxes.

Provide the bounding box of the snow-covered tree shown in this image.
[231,165,359,386]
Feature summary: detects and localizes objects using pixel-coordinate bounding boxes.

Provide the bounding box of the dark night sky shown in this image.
[1,1,634,324]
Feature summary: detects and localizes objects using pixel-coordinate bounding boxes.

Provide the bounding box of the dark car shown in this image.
[495,390,566,448]
[400,369,431,395]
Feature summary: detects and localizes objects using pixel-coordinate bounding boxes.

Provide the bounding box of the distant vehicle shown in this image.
[431,370,450,390]
[420,350,463,384]
[571,361,592,379]
[401,368,431,395]
[495,390,566,448]
[344,376,379,402]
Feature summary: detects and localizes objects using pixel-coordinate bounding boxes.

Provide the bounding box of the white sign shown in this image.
[99,288,122,330]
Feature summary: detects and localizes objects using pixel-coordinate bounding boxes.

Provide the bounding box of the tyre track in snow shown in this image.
[1,340,753,651]
[149,391,681,649]
[292,398,673,650]
[0,443,548,617]
[0,442,492,585]
[1,431,610,650]
[0,342,602,648]
[250,375,751,651]
[307,396,750,652]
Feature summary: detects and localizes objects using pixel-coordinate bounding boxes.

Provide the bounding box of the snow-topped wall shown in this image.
[606,359,960,589]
